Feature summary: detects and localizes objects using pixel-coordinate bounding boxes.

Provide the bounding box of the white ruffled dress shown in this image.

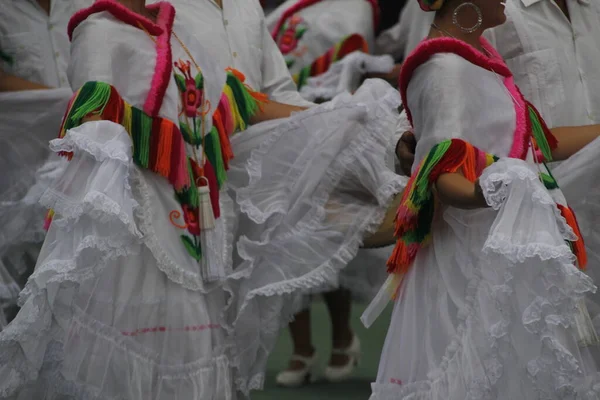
[0,88,72,327]
[369,38,600,400]
[0,3,404,399]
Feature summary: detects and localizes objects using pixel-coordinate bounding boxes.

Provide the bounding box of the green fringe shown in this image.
[226,73,260,125]
[204,126,227,187]
[131,107,152,168]
[412,141,452,202]
[528,105,553,162]
[296,67,311,90]
[402,200,435,245]
[175,159,199,208]
[67,82,112,129]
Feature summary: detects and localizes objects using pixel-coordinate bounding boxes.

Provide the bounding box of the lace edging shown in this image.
[371,163,600,400]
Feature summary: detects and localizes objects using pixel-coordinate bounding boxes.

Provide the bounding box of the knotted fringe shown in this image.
[58,81,191,191]
[387,139,497,283]
[557,204,587,269]
[203,69,266,189]
[387,128,585,297]
[527,101,587,268]
[294,34,369,89]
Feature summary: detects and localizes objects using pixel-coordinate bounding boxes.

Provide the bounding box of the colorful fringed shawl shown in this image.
[387,37,586,297]
[45,0,266,263]
[270,0,380,44]
[294,34,369,89]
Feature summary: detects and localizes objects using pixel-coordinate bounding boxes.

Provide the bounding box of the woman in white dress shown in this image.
[365,0,600,398]
[0,0,404,398]
[0,0,90,327]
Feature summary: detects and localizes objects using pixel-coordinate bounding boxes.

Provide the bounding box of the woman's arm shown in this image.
[250,100,308,124]
[551,124,600,161]
[0,69,50,91]
[435,172,487,210]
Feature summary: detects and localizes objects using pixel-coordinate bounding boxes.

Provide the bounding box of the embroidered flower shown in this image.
[175,60,203,118]
[182,205,200,235]
[278,15,306,55]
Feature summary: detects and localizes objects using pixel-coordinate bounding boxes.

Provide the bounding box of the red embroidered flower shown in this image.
[182,205,200,235]
[278,15,304,55]
[175,60,203,118]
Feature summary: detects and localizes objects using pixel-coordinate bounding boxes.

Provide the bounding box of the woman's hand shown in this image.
[395,131,416,176]
[250,100,308,124]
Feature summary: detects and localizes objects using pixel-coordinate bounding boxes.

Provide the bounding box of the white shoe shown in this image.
[323,335,361,383]
[275,353,318,387]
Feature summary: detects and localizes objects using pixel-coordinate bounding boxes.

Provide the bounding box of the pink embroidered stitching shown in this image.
[504,76,529,159]
[68,0,163,40]
[121,324,222,336]
[389,378,402,385]
[144,2,176,116]
[399,37,530,161]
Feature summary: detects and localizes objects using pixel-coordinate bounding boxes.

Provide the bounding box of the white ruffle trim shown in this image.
[0,121,233,399]
[228,80,407,394]
[370,159,600,400]
[299,53,395,102]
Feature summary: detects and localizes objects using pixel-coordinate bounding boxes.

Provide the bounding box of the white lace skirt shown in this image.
[370,158,600,400]
[553,137,600,339]
[0,88,73,327]
[227,79,406,394]
[0,121,234,400]
[0,79,406,399]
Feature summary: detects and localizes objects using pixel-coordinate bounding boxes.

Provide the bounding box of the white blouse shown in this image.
[265,0,376,75]
[0,0,91,88]
[158,0,313,107]
[380,0,600,128]
[487,0,600,128]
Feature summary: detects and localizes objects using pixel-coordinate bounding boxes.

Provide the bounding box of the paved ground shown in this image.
[253,301,393,400]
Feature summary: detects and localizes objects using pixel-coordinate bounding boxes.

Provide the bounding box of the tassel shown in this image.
[197,176,215,230]
[573,298,600,347]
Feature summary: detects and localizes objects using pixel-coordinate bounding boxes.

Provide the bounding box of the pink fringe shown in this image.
[475,148,487,176]
[399,37,512,126]
[219,95,235,134]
